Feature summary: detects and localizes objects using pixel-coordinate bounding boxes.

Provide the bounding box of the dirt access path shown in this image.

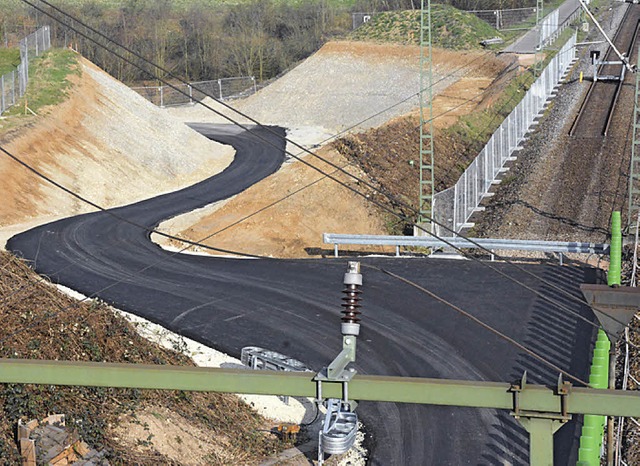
[161,41,510,258]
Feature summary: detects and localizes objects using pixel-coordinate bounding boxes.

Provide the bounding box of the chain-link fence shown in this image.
[131,76,256,107]
[1,26,51,115]
[469,7,537,30]
[433,33,577,236]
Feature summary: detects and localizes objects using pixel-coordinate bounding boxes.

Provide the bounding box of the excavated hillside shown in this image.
[160,41,512,257]
[0,55,234,247]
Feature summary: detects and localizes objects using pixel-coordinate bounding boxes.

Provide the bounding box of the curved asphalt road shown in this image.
[8,124,598,465]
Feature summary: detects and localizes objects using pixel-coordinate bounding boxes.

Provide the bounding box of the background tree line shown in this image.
[1,0,538,84]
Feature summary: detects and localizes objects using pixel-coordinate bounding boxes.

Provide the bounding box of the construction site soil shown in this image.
[0,251,287,464]
[163,41,513,256]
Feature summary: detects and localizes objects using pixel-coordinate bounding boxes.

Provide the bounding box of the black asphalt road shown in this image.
[7,124,599,465]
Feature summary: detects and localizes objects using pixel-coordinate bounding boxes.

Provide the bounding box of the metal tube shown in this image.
[609,212,621,286]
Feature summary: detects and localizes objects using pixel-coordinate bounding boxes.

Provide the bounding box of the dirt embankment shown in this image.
[0,56,234,246]
[160,42,511,257]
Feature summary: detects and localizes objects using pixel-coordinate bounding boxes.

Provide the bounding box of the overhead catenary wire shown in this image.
[3,2,620,372]
[20,0,618,333]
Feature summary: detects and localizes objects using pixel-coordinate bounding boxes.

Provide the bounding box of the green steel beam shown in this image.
[418,0,435,229]
[627,48,640,229]
[519,418,565,466]
[1,359,640,418]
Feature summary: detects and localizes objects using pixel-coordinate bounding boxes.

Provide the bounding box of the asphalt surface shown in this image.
[7,124,600,465]
[503,0,580,54]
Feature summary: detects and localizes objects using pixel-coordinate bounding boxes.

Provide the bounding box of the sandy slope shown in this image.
[167,41,505,132]
[0,56,234,246]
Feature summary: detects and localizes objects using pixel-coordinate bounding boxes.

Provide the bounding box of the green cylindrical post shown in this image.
[578,330,611,465]
[608,211,621,287]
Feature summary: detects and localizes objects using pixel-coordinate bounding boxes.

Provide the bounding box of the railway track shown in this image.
[569,5,640,137]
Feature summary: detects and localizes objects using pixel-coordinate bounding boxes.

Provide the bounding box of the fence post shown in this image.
[188,84,193,104]
[218,79,223,100]
[11,70,15,106]
[1,75,4,113]
[160,86,164,107]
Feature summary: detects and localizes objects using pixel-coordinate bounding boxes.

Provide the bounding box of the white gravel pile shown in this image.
[167,41,461,135]
[83,63,233,180]
[0,58,234,244]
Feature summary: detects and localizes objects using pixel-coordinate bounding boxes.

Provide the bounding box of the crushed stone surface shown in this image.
[166,41,503,134]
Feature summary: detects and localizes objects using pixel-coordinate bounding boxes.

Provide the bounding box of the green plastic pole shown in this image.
[608,211,621,287]
[577,329,611,465]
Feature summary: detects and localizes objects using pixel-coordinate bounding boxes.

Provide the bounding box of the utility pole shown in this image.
[417,0,434,235]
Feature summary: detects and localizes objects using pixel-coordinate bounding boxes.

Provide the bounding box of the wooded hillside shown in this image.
[0,0,538,84]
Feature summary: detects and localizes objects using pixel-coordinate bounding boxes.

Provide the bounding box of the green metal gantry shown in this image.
[3,358,640,466]
[627,49,640,229]
[418,0,435,232]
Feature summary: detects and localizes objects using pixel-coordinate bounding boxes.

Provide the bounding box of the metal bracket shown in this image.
[510,372,572,423]
[314,335,358,410]
[509,372,573,466]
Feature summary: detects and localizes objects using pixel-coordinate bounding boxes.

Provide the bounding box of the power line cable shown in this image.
[7,1,629,354]
[25,0,603,316]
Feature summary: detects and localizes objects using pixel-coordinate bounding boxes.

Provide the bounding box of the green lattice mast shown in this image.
[627,49,640,229]
[535,0,544,77]
[418,0,434,234]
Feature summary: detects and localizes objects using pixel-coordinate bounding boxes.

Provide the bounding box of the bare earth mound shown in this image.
[0,57,233,246]
[168,41,505,133]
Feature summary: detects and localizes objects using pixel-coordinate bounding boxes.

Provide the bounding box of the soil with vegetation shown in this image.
[0,251,288,464]
[349,5,502,48]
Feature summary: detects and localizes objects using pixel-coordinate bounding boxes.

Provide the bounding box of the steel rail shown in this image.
[569,5,637,137]
[604,19,640,136]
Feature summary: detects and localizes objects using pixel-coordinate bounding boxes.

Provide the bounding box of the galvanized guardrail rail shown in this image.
[323,233,609,262]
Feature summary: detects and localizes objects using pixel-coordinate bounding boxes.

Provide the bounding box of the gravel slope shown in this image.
[167,41,504,134]
[0,57,234,246]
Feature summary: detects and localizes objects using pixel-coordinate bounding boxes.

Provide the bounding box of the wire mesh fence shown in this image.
[131,76,257,107]
[468,7,537,30]
[0,26,51,115]
[433,33,577,236]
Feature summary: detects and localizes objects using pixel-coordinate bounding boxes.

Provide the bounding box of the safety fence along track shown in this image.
[433,34,577,236]
[0,26,51,115]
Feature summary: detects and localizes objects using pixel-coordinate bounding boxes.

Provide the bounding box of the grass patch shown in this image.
[0,48,20,76]
[349,5,502,49]
[3,48,79,117]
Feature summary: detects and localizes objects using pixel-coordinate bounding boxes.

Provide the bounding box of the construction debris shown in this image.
[17,414,108,465]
